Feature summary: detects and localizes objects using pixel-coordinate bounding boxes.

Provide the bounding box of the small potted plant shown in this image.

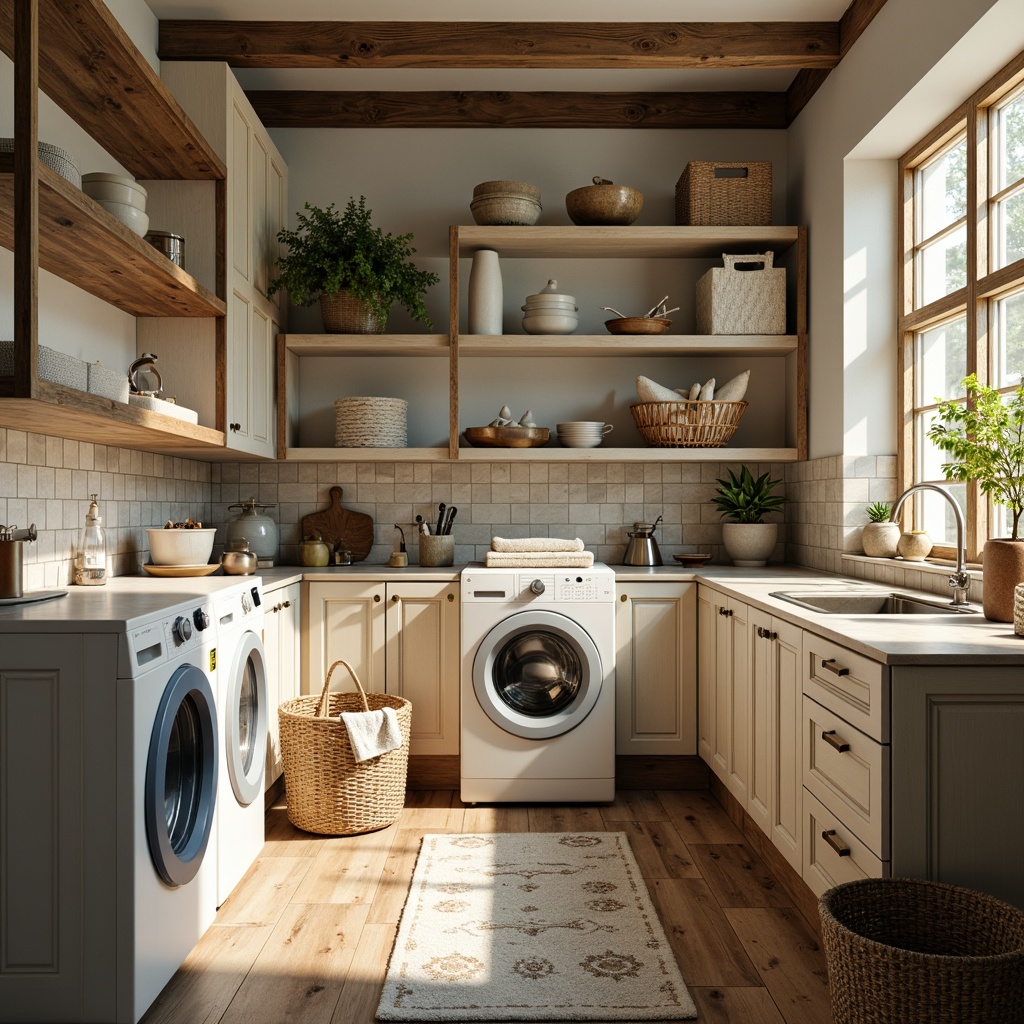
[712,465,788,567]
[862,501,900,558]
[267,196,440,333]
[928,373,1024,621]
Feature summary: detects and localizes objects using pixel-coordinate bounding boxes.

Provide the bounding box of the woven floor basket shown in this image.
[278,659,411,835]
[820,878,1024,1024]
[630,400,747,447]
[320,291,386,334]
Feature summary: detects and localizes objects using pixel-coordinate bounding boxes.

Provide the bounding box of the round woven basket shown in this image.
[278,660,411,835]
[335,396,408,448]
[630,400,747,447]
[320,290,386,334]
[820,878,1024,1024]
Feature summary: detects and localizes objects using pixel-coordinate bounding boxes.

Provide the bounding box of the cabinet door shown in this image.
[707,593,748,794]
[748,609,774,834]
[614,582,697,755]
[264,582,300,790]
[250,129,270,298]
[696,585,718,764]
[226,291,276,458]
[304,581,385,698]
[267,154,287,315]
[384,581,460,755]
[230,98,252,284]
[769,617,803,873]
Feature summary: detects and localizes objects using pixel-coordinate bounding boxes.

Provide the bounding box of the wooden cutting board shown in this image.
[301,486,374,562]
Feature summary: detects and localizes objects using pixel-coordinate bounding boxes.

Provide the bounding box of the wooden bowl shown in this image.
[463,425,550,448]
[605,317,671,335]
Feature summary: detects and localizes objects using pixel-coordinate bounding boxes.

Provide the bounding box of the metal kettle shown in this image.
[623,515,663,566]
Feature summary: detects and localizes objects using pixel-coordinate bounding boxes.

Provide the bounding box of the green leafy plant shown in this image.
[866,501,892,523]
[266,197,440,328]
[712,466,788,524]
[928,373,1024,540]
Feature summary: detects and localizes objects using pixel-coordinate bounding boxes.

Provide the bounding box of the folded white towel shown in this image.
[491,537,585,553]
[339,707,403,762]
[485,550,595,568]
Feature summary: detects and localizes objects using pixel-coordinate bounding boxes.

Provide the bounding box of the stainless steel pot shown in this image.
[622,515,663,566]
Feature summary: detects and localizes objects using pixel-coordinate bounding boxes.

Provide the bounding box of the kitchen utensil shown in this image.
[623,516,663,566]
[441,506,458,535]
[463,426,550,448]
[144,230,185,268]
[565,177,643,226]
[146,526,215,566]
[226,497,279,563]
[128,353,162,396]
[435,504,446,536]
[220,538,258,575]
[300,486,374,563]
[605,317,671,335]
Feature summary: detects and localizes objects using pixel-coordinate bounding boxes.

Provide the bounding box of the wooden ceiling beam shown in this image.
[158,20,839,70]
[247,90,788,130]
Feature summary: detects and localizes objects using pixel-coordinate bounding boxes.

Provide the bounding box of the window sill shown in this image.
[841,553,983,577]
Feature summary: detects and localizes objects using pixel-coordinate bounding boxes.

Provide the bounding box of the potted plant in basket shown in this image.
[712,465,788,567]
[927,373,1024,621]
[267,196,440,333]
[862,501,900,558]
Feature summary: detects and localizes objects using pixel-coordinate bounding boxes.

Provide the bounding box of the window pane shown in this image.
[994,287,1024,387]
[992,187,1024,270]
[916,317,967,403]
[994,87,1024,192]
[918,137,967,239]
[918,225,967,304]
[918,484,967,548]
[916,408,961,482]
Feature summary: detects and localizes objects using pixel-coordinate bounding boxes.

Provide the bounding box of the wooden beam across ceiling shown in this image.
[157,20,839,70]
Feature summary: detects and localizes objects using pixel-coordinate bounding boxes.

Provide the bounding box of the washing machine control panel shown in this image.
[514,572,614,603]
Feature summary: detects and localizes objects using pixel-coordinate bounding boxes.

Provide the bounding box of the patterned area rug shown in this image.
[376,832,697,1021]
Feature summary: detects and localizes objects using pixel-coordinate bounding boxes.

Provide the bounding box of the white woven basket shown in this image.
[0,341,87,390]
[335,396,408,448]
[0,139,81,188]
[696,252,786,335]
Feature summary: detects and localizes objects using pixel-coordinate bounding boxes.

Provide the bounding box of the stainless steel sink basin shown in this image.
[769,590,980,615]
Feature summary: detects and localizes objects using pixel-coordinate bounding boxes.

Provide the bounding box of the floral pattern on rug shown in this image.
[376,832,697,1021]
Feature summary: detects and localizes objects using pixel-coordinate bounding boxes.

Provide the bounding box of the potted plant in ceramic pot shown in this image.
[862,501,900,557]
[712,465,788,567]
[928,373,1024,621]
[267,196,440,333]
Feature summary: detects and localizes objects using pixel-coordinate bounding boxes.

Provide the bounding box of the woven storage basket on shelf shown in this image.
[278,659,411,836]
[696,252,786,335]
[630,400,747,448]
[320,290,386,334]
[335,396,408,448]
[820,878,1024,1024]
[0,138,81,187]
[675,161,771,225]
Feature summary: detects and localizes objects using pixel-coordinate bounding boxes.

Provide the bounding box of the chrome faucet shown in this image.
[890,483,972,608]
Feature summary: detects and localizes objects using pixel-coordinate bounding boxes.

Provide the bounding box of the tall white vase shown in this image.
[468,249,503,335]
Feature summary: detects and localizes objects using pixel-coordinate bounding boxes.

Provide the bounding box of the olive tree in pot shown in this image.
[928,374,1024,621]
[267,197,440,333]
[713,466,788,567]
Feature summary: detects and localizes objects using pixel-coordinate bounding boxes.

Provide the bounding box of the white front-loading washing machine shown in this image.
[460,563,616,803]
[212,579,268,907]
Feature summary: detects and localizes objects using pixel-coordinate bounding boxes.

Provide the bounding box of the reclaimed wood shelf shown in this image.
[0,158,226,318]
[458,334,799,357]
[283,334,448,357]
[456,445,800,462]
[283,446,451,462]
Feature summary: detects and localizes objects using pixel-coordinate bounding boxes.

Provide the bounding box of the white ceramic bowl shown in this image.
[521,312,578,335]
[147,527,216,566]
[96,199,149,236]
[82,172,148,209]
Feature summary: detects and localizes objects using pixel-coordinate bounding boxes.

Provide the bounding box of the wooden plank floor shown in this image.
[142,790,833,1024]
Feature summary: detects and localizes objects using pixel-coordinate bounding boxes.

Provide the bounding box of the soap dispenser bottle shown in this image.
[75,494,107,586]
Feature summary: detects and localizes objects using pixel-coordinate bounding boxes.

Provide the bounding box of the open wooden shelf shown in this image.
[283,334,448,357]
[0,158,226,318]
[284,446,451,462]
[458,334,799,357]
[456,445,800,462]
[0,0,223,180]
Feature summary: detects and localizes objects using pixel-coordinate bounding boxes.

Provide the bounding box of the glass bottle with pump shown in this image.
[75,494,107,585]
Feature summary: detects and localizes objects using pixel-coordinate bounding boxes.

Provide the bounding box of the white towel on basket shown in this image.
[485,550,595,568]
[339,707,403,762]
[490,536,585,553]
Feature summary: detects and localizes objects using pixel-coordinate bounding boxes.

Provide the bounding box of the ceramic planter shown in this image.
[897,530,933,561]
[722,522,778,567]
[862,521,901,558]
[982,538,1024,622]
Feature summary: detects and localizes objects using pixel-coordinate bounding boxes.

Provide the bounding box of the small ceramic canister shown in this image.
[897,530,933,561]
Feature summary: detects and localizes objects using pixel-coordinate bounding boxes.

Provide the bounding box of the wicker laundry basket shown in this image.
[278,659,411,835]
[820,877,1024,1024]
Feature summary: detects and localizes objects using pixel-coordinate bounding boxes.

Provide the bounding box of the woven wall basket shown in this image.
[320,290,386,334]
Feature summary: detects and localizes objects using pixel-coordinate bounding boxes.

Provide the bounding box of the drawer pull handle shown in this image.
[821,657,850,677]
[822,829,852,857]
[822,729,851,752]
[757,626,777,640]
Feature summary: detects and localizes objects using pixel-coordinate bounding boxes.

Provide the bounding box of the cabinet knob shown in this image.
[620,594,628,602]
[373,594,381,603]
[229,422,241,432]
[719,607,732,617]
[282,600,291,608]
[821,829,852,857]
[392,594,400,603]
[447,593,455,602]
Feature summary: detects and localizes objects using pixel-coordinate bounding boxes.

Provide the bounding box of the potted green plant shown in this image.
[862,501,900,558]
[267,197,440,333]
[712,465,788,566]
[928,373,1024,621]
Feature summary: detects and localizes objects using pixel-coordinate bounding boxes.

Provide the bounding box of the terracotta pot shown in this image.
[862,521,900,558]
[722,522,778,567]
[982,538,1024,622]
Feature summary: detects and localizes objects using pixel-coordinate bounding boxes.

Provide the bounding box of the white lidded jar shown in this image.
[75,494,107,585]
[225,497,279,564]
[521,279,578,335]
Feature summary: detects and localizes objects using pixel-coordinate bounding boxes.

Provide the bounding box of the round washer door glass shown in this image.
[146,663,218,887]
[227,630,269,806]
[473,609,603,740]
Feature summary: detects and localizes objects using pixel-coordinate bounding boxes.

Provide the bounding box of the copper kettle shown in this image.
[623,515,663,566]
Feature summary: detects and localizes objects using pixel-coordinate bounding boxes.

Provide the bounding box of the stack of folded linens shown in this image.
[485,537,594,568]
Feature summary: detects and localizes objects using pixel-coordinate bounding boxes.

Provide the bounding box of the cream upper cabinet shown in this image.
[305,579,460,756]
[614,581,697,755]
[263,581,301,791]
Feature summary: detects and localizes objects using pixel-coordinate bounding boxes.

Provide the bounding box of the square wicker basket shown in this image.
[676,161,771,226]
[630,400,747,448]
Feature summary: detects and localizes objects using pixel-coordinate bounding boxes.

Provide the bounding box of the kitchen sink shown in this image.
[769,590,980,615]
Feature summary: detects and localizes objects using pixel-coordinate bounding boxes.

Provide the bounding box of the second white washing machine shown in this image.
[461,564,616,804]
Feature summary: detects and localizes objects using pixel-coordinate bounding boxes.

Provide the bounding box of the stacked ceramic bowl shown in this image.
[557,421,614,448]
[521,279,578,335]
[82,172,149,236]
[471,180,542,226]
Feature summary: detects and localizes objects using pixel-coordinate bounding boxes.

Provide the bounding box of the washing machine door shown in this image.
[225,630,269,806]
[473,609,603,740]
[146,664,218,887]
